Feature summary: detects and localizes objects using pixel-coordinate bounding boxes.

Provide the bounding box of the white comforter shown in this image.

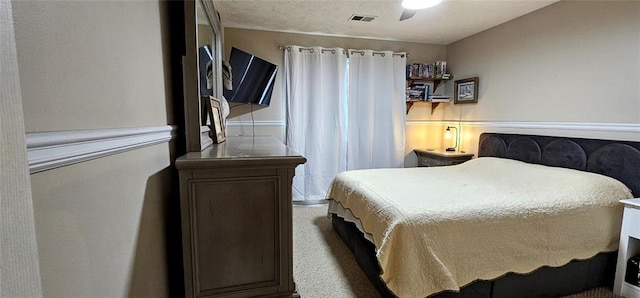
[326,157,633,298]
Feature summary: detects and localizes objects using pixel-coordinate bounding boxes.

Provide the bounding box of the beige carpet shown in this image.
[292,204,618,298]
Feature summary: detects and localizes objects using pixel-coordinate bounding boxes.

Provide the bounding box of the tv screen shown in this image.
[224,47,278,106]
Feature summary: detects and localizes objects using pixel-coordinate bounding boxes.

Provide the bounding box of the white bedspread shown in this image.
[326,157,633,298]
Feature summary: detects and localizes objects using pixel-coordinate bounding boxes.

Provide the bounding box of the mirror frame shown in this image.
[183,0,223,152]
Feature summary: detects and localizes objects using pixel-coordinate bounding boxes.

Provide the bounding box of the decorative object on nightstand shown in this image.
[414,149,474,167]
[614,198,640,298]
[444,126,458,152]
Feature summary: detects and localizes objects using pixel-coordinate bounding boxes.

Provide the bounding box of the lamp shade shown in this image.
[401,0,443,10]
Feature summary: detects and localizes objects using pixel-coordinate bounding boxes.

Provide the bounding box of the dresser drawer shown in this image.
[418,156,450,167]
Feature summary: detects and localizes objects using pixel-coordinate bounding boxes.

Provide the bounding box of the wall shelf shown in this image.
[407,77,449,92]
[406,100,450,114]
[406,77,451,114]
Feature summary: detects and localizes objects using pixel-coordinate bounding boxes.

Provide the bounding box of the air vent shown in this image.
[349,14,377,22]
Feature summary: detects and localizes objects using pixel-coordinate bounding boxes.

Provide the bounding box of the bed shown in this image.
[326,133,640,298]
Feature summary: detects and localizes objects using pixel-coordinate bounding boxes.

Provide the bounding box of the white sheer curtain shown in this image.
[285,46,406,201]
[285,46,348,201]
[347,50,407,170]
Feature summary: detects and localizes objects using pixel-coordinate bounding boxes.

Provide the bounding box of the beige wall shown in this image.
[15,1,171,132]
[444,1,640,152]
[30,145,171,297]
[13,1,176,297]
[223,28,447,164]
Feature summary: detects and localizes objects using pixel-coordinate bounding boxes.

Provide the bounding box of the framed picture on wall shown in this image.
[454,77,479,104]
[207,96,226,143]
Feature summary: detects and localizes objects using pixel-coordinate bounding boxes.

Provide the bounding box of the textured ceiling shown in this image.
[212,0,559,45]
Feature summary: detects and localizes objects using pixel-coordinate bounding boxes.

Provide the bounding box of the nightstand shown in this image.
[414,149,474,167]
[614,198,640,298]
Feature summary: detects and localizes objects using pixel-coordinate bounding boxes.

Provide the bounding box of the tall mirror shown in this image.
[184,0,223,152]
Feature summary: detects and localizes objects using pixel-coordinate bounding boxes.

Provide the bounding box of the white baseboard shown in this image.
[27,125,176,173]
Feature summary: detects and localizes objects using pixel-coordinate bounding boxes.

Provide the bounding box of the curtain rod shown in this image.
[277,45,407,58]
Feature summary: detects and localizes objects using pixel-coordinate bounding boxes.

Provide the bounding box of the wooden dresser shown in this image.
[176,136,306,297]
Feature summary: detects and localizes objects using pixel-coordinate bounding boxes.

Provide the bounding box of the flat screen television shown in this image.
[224,47,278,106]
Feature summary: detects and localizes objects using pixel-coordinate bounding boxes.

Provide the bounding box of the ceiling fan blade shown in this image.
[399,9,417,21]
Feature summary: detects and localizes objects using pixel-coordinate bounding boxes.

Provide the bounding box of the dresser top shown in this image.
[176,136,306,169]
[621,198,640,209]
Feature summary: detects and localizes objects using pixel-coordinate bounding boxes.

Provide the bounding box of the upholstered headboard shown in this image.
[478,133,640,197]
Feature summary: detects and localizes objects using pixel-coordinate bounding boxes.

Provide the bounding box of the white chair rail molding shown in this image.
[26,125,176,173]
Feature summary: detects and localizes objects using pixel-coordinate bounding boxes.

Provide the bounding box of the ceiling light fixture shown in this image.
[401,0,443,10]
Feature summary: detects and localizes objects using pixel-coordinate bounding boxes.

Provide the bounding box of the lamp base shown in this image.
[445,147,456,152]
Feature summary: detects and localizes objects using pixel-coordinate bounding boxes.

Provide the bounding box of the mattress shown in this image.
[326,157,633,298]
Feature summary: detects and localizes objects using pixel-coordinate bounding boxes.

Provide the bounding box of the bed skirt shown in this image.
[331,215,617,298]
